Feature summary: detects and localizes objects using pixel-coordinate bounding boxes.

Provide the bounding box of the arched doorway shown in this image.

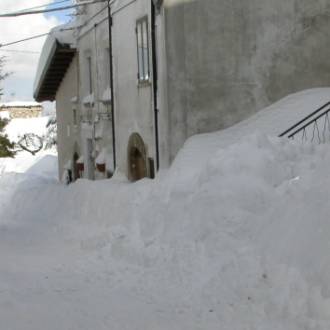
[73,152,81,180]
[127,133,147,181]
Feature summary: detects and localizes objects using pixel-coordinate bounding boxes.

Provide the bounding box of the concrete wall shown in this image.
[164,0,330,160]
[55,55,80,180]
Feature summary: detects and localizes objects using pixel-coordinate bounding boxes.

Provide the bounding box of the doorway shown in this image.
[127,133,147,181]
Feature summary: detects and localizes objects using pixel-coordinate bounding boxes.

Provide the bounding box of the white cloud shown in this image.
[0,0,63,106]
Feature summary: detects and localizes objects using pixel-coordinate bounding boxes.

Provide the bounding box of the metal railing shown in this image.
[279,101,330,143]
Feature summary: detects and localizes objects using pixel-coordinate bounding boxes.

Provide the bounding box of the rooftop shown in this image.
[33,22,77,102]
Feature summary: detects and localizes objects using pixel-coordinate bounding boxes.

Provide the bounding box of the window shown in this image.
[87,56,93,94]
[136,16,150,82]
[104,48,111,87]
[73,108,77,126]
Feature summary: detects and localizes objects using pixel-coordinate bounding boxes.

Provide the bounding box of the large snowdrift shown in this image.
[1,89,330,329]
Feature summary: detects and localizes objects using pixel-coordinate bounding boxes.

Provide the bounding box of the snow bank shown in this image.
[170,87,330,190]
[1,89,330,329]
[2,133,330,329]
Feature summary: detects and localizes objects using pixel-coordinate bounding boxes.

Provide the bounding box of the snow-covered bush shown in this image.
[44,116,57,149]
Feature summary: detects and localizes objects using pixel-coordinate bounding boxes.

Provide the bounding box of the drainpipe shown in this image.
[108,0,116,169]
[151,0,160,171]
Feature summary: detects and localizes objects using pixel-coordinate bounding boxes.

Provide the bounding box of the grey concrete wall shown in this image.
[55,55,80,180]
[164,0,330,160]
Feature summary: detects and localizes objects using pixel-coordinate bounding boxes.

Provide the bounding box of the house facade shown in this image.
[34,0,330,181]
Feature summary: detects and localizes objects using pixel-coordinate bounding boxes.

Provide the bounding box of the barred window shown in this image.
[136,16,150,82]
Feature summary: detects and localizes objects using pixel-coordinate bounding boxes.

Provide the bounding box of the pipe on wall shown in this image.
[108,0,116,170]
[151,0,160,171]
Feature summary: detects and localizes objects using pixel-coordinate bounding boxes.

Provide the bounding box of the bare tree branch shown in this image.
[0,56,11,98]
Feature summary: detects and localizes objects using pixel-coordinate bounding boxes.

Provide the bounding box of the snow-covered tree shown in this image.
[44,116,57,149]
[0,57,15,158]
[17,133,43,156]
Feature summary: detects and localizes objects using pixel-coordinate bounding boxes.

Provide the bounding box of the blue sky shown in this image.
[45,0,73,24]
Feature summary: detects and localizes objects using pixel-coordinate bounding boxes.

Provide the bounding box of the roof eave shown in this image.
[33,33,76,102]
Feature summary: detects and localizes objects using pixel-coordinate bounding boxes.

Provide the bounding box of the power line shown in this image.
[0,1,108,49]
[0,49,40,54]
[16,0,72,13]
[0,27,78,48]
[0,3,109,48]
[0,33,49,47]
[0,0,106,18]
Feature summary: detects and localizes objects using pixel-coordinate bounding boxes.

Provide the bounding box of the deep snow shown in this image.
[1,89,330,329]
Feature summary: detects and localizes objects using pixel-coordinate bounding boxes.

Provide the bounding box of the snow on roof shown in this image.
[51,21,78,45]
[33,21,77,102]
[0,101,42,108]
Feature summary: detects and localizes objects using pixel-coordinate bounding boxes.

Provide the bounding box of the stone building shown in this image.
[34,0,330,182]
[0,102,42,119]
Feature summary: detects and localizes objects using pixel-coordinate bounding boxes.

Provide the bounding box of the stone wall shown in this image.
[0,106,42,119]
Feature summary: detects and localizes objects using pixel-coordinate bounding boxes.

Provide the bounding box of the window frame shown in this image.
[87,55,93,94]
[136,16,150,84]
[73,108,77,126]
[104,47,111,88]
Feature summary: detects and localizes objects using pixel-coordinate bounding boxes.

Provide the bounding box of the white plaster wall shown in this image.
[77,4,114,178]
[74,0,167,178]
[55,55,80,180]
[111,0,156,176]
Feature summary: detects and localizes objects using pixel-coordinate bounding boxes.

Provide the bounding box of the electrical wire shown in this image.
[0,0,106,18]
[76,5,108,40]
[0,5,109,48]
[0,33,50,47]
[15,0,72,13]
[0,27,78,48]
[0,1,108,49]
[0,49,40,54]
